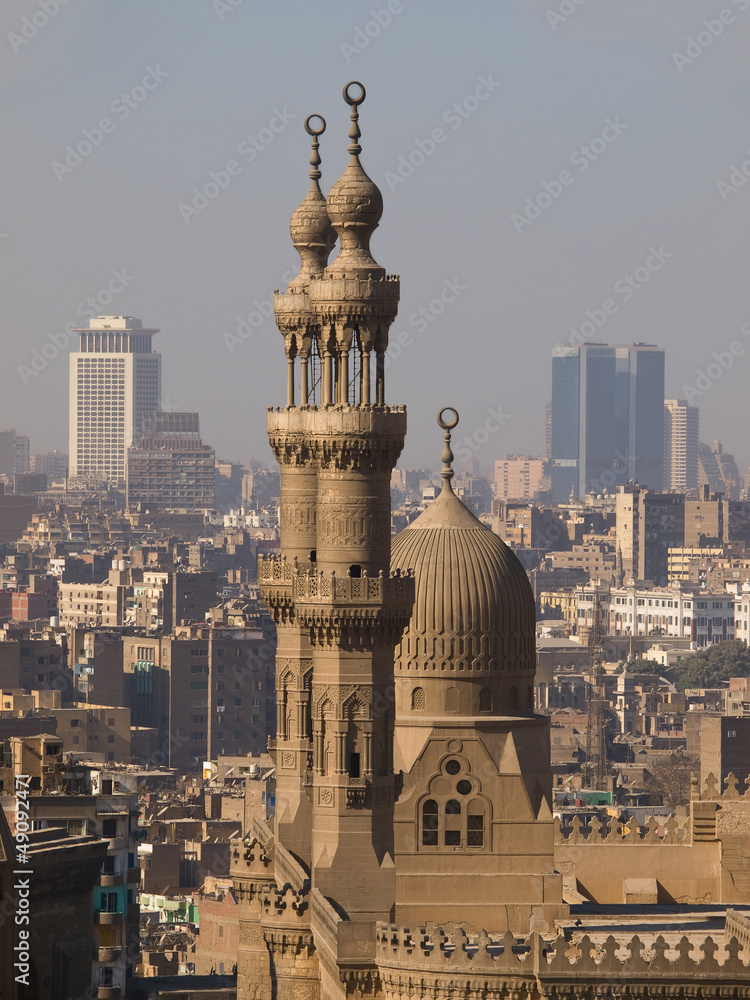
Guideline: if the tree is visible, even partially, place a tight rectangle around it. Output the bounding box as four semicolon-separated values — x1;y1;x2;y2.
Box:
671;640;750;691
643;753;699;809
619;658;663;674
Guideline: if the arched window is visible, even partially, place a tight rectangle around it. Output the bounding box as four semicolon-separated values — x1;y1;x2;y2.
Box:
444;799;461;845
445;686;459;713
411;687;425;711
422;799;438;846
467;800;485;847
478;687;492;713
509;686;519;711
528;685;534;711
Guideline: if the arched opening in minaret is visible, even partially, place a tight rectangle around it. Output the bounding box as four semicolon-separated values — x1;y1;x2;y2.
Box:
309;335;321;406
411;687;425;711
478;687;492;713
349;564;362;578
509;686;519;711
445;686;459;713
309;549;316;564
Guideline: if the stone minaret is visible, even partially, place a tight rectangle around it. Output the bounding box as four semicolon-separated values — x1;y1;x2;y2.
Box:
260;82;413;922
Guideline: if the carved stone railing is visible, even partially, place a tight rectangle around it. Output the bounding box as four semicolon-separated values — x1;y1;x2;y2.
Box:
293;569;414;605
554;813;689;845
727;910;750;953
375;924;750;987
258;554;296;584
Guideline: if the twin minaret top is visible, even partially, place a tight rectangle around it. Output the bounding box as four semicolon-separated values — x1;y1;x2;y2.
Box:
273;81;400;409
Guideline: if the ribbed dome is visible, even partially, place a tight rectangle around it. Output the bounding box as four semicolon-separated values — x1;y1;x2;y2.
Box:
391;483;536;678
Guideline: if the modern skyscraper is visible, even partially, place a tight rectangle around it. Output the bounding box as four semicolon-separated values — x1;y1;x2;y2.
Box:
664;398;699;491
68;316;161;485
550;342;664;501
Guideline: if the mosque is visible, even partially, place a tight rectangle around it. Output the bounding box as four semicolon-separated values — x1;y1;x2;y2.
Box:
230;82;750;1000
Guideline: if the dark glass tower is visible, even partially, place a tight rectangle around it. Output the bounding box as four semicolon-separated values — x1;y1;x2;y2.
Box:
550;343;664;501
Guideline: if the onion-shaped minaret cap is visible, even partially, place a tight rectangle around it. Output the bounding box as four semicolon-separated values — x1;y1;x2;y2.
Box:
325;82;384;271
288;114;337;282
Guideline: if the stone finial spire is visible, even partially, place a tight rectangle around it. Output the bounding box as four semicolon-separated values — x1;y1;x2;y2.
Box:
288;115;337;285
324;82;384;274
438;407;459;493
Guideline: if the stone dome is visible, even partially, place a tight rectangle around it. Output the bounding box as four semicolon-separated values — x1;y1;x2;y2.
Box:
289;183;336;279
391;481;536;714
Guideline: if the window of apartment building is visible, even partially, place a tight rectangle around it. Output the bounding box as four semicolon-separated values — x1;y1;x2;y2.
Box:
217;648;225;657
234;698;242;707
190;681;208;690
727;730;737;738
71;719;80;728
252;730;259;740
108;736;115;743
99;966;115;989
101;817;118;839
108;717;115;726
190;664;209;674
216;681;224;690
234;731;242;739
217;731;224;740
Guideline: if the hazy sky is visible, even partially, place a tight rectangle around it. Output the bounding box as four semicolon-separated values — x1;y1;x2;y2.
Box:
3;0;750;475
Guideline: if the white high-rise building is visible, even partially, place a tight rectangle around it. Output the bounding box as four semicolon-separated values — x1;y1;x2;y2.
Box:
69;316;161;485
664;398;699;492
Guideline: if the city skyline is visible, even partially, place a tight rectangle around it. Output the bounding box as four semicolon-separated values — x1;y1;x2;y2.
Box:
3;2;750;472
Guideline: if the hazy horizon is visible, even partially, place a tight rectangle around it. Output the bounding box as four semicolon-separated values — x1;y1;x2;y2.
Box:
4;0;750;479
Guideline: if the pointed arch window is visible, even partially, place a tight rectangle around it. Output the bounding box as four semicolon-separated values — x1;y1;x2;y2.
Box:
467;800;485;847
411;687;425;711
445;686;459;713
422;799;438;846
478;687;492;713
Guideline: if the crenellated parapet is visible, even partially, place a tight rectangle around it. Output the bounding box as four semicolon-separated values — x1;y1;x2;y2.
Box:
538;930;750;989
693;771;750;801
375;923;750;997
554;813;689;845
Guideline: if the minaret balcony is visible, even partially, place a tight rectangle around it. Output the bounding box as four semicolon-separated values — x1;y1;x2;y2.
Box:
293;569;414;608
